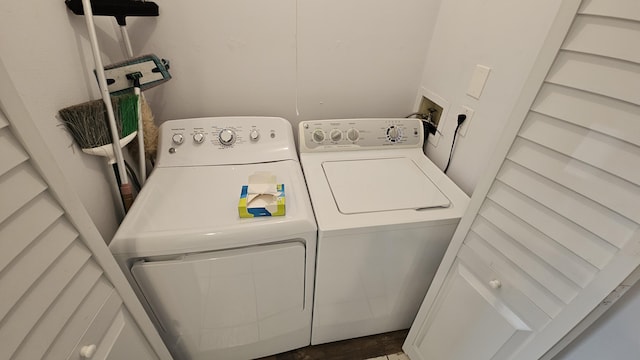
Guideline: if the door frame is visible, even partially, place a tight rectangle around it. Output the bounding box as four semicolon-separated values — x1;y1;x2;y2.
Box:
0;57;173;359
404;0;583;356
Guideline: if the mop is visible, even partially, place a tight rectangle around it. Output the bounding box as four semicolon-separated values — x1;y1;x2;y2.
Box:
102;54;171;184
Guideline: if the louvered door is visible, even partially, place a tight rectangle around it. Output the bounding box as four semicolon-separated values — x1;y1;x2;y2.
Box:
404;1;640;359
0;112;159;359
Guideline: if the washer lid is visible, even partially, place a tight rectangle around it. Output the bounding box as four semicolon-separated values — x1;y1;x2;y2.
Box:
322;158;450;214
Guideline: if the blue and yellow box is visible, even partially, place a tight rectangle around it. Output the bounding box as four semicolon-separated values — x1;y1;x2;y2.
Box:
238;183;286;218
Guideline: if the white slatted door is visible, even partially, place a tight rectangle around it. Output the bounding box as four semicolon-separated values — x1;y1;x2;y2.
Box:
404;1;640;359
0;115;156;359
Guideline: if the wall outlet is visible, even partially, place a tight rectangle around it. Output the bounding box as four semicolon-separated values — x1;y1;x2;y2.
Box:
458;106;474;137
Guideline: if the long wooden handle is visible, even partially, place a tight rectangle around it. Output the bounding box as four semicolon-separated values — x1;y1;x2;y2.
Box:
120;183;134;212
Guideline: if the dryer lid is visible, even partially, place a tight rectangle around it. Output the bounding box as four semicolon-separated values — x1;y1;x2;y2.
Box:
322;157;450;214
110;160;316;257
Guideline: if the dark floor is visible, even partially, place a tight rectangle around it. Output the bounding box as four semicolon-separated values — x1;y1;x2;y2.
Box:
256;330;409;360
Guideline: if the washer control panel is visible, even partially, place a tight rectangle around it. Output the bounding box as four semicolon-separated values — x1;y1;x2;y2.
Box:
157;117;297;167
299;118;423;152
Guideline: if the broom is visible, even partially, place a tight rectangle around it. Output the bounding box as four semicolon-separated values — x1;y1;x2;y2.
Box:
59;94;138;148
59;94;139;207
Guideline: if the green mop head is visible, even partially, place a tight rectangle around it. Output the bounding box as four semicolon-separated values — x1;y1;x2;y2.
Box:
58;94;138;149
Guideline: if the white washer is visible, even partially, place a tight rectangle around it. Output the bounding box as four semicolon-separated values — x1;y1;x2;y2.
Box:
298;118;469;345
110;117;317;360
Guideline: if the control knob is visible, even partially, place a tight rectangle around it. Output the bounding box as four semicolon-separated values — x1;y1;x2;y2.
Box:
346;128;360;142
193;132;205;144
218;128;236;146
387;126;402;142
172;133;184;145
330;129;343;142
312;129;326;143
249;129;260;141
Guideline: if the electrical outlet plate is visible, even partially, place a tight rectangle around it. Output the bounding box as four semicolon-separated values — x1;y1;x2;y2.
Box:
467;65;491;99
413;87;449;147
458;106;474;137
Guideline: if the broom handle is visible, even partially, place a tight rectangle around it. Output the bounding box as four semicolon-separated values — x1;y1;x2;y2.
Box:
135;86;146;184
120;26;135;58
81;0;132;204
119;25;147;185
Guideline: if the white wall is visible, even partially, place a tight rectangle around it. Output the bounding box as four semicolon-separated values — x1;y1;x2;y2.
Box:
554;281;640;360
129;0;442;131
296;0;442;121
417;0;563;195
0;1;125;240
0;0;441;240
4;0;553;237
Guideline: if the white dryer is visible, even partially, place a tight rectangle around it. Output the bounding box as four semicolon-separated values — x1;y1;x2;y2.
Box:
110;117;317;360
298;118;469;345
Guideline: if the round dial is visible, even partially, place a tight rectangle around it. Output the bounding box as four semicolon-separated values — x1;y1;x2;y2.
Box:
312;129;326;143
330;129;343;142
171;133;184;145
249;129;260;141
218;128;236;146
386;126;402;142
193;132;205;144
346;128;360;142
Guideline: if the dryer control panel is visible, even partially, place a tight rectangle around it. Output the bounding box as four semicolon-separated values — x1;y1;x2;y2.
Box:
156;116;298;167
299;118;423;152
